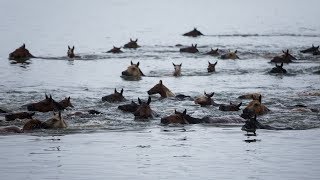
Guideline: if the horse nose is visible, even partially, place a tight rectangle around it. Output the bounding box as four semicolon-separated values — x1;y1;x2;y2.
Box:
122;71;128;76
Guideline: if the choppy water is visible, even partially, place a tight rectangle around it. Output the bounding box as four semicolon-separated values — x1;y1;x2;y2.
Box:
0;0;320;179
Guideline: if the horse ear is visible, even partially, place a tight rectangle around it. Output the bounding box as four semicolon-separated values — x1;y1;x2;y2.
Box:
135;39;138;42
204;91;207;95
137;62;140;67
114;88;117;93
159;80;162;84
120;89;124;95
131;61;133;65
49;95;52;99
172;62;175;66
191;44;194;47
208;61;211;65
282;50;285;54
194;44;197;48
280;62;283;67
211;48;213;51
180;63;182;66
214;61;217;66
286;49;289;54
258;95;262;103
45;94;49;99
216;48;218;51
183;109;187;116
138;98;142;105
130;38;133;42
174;109;177;114
22;44;25;49
235;50;237;54
68;46;70;50
68;96;71;101
72;46;75;51
209;92;215;97
237;102;242;108
147;96;151;105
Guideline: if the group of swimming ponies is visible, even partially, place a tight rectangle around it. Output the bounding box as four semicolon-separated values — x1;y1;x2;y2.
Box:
2;28;319;135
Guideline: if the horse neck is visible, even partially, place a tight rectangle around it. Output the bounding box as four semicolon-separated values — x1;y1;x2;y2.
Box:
161;86;174;97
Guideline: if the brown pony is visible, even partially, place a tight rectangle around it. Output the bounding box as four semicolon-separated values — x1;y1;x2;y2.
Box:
207;61;217;72
194;92;215;106
42;111;67;129
220;50;239;60
241;95;270;119
238;93;261;100
23;119;43;131
121;61;145;78
27;94;64;112
134;97;152;119
107;46;123;53
102;88;126;102
124;38;140;49
173;63;182;76
161;109;188;124
58;97;74;109
5;112;35;121
147;80;175;98
179;44;199;53
206;48;219;56
183;28;203;37
0;126;23;133
9;44;34;60
271;49;296;63
219;102;242;111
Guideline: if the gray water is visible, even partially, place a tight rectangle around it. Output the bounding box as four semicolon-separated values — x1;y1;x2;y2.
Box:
0;0;320;179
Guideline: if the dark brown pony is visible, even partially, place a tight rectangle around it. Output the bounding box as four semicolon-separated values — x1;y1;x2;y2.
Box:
269;63;287;74
271;49;296;63
219;102;242;111
27;94;64;112
118;101;139;112
220;50;239;60
173;63;182;76
5;112;35;121
207;61;217;72
107;46;123;53
9;44;34;60
241;115;258;135
179;44;199;53
102;88;126;102
147;80;175;98
300;44;319;54
134;97;152;119
183;28;203;37
241;95;270;119
121;61;145;78
194;92;215;106
206;48;219;56
124;39;140;49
